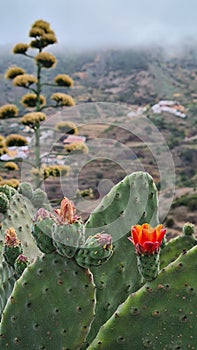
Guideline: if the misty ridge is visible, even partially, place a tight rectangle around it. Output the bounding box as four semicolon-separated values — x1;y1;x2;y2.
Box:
1;38;197;107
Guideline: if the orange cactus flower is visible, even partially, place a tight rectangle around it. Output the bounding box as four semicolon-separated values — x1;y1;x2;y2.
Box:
54;197;77;224
128;223;166;255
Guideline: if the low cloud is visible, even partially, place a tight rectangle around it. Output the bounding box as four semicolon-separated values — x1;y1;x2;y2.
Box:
0;0;197;48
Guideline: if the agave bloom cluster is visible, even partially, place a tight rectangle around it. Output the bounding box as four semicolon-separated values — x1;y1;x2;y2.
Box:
128;223;166;255
50;93;75;107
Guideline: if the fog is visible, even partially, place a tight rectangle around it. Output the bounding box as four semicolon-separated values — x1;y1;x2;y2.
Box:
0;0;197;49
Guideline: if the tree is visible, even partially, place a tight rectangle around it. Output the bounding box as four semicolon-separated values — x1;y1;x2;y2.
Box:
0;19;75;188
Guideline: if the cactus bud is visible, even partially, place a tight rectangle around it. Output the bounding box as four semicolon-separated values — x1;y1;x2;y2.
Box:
14;254;29;278
75;232;113;269
54;197;78;224
3;227;23;267
183;222;195;236
32;208;55;254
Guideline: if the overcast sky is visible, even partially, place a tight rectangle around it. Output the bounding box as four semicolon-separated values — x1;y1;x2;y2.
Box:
0;0;197;49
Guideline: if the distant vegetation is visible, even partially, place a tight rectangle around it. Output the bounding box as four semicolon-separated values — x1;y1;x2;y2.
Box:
0;39;197;226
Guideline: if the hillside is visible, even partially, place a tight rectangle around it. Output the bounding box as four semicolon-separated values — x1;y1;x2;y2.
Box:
0;45;196;233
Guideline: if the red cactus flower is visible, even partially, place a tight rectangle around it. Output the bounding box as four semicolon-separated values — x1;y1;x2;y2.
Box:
128;223;166;255
54;197;78;224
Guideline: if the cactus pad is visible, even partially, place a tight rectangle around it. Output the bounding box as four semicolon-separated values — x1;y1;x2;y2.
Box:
87;245;197;350
1;193;41;260
83;171;159;346
31;218;55;254
52;221;85;258
0;252;96;350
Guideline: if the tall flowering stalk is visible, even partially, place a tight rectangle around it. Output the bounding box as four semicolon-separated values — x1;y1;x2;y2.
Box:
128;223;166;281
2;19;75;188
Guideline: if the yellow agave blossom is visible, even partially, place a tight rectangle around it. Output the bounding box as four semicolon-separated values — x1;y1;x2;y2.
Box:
4;162;19;171
31;19;51;33
55;121;78;135
29;27;44;37
64;142;89;154
5;66;25;80
54;74;73;87
13;43;29;54
0;104;18;119
5;134;28;147
35;52;56;69
13;74;37;87
20;112;46;129
0;179;20;189
21;93;46;108
51;93;75;106
42;164;70;179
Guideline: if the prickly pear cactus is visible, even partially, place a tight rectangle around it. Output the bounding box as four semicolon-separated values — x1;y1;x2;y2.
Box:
0;254;16;319
160;225;197;269
75;232;113;268
18;182;33;200
0;193;9;213
0;228;28;318
0;171;195;350
0;253;96;350
0;185;16;201
0;183;50;260
0;192;40;259
87;245;197;350
52;220;85;258
85;171;159;239
83;171;159;347
31;217;56;254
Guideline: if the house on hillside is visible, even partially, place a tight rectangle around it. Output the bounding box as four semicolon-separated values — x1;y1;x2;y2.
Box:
63;135;86;144
151;100;186;118
0;146;29;161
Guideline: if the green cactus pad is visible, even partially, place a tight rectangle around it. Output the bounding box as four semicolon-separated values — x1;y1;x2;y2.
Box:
3;243;23;268
31;218;55;254
83;171;159;346
0;193;9;213
0;253;96;350
0;255;16;319
18;182;33;200
85;171;158;240
87;245;197;350
31;188;48;208
160;234;196;269
0;193;41;260
75;233;113;269
0;185;16;200
52;221;85;258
